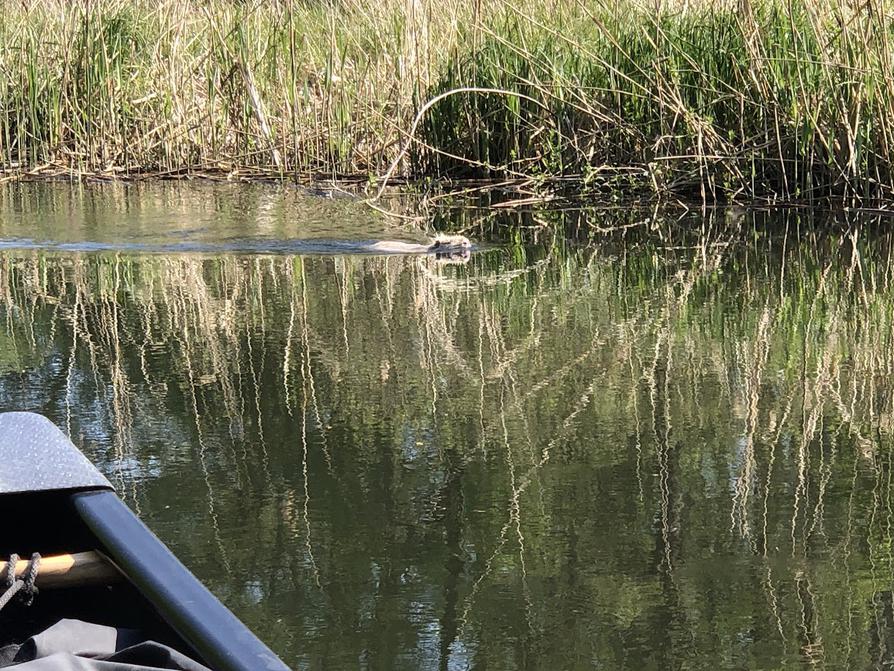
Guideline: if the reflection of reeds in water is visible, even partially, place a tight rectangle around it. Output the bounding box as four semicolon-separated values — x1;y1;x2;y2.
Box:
3;213;894;664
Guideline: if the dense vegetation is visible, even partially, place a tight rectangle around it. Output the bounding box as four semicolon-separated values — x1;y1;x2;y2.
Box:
3;0;894;200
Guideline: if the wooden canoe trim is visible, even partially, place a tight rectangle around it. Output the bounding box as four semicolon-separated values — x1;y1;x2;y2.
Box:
0;551;121;589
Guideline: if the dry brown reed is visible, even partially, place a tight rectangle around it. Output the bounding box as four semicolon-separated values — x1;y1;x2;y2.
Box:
5;0;894;201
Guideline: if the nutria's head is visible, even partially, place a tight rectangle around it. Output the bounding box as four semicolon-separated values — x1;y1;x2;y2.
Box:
429;234;472;253
428;234;472;262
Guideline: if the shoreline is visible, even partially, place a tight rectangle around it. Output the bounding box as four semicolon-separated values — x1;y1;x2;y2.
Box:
6;168;894;214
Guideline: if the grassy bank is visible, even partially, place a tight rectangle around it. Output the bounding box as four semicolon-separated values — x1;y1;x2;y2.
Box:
4;0;894;202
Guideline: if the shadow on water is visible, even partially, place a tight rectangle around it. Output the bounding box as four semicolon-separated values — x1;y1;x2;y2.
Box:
3;183;894;668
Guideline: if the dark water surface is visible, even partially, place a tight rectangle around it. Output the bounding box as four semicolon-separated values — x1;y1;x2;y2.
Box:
2;183;894;669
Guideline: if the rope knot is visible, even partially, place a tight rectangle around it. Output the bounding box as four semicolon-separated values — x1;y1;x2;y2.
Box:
0;552;41;610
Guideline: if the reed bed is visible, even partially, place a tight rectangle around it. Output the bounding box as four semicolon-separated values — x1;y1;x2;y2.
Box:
0;0;463;178
3;0;894;201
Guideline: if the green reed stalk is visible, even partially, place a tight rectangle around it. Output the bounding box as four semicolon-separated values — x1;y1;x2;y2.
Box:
2;0;894;201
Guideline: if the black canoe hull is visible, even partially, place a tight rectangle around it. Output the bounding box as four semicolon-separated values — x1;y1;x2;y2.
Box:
0;413;290;671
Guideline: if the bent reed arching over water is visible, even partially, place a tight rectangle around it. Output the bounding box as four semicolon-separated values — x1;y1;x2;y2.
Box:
4;0;894;202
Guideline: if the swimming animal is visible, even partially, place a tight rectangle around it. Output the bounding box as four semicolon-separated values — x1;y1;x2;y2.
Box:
0;234;474;260
366;234;472;259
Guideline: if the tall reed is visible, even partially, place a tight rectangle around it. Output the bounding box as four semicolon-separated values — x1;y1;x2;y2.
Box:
0;0;463;176
3;0;894;201
422;0;894;201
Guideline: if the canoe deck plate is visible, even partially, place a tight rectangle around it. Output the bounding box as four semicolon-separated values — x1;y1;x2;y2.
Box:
0;412;112;495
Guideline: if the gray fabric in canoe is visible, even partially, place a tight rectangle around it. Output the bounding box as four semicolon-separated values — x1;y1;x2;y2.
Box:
0;620;210;670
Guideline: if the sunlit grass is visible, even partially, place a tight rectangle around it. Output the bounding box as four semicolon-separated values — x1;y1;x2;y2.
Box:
3;0;894;197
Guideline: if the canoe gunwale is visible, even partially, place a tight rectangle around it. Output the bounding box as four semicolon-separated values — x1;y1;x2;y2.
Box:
73;490;290;671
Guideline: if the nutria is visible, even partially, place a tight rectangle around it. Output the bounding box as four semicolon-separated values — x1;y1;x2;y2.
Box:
366;234;472;257
31;234;474;258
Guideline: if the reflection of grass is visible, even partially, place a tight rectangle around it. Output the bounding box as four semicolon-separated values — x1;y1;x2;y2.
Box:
2;211;894;665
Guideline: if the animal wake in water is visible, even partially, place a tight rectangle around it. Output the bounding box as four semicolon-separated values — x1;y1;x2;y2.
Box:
0;233;475;261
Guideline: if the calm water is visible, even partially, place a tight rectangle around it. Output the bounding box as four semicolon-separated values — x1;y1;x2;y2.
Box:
1;183;894;669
